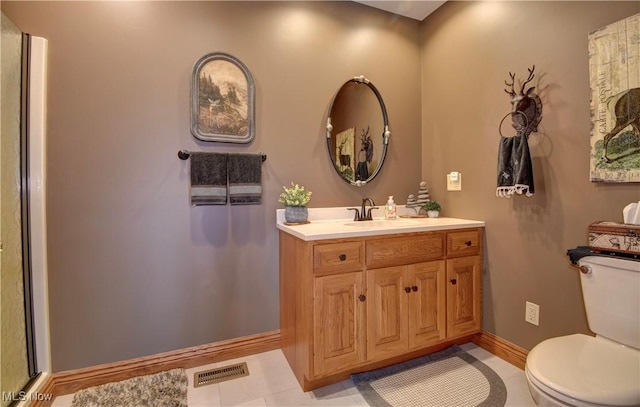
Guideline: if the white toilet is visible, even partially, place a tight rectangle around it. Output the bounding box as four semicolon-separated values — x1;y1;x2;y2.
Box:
525;255;640;407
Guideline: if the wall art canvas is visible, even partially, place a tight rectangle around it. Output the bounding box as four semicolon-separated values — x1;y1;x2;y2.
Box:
588;13;640;182
191;52;255;143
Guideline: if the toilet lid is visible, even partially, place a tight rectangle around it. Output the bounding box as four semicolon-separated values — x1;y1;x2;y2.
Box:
526;334;640;406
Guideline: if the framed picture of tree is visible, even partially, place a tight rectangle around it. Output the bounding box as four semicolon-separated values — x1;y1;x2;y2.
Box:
191;52;255;143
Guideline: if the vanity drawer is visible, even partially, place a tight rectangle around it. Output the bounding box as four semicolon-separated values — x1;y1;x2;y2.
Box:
366;234;444;269
314;242;364;274
447;229;481;257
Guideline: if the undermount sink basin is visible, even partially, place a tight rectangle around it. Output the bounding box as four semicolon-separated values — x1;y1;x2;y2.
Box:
343;219;421;227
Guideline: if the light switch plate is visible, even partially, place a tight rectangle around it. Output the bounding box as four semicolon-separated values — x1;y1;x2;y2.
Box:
447;172;462;191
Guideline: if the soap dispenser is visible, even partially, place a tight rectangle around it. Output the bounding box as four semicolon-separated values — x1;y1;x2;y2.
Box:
385;196;397;220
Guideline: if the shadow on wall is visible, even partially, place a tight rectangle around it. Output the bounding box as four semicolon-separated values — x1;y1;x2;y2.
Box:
511;156;561;251
189;206;269;247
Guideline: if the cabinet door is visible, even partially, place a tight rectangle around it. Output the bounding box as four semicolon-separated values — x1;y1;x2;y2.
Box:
366;266;408;361
313;272;366;377
408;261;446;349
446;255;482;337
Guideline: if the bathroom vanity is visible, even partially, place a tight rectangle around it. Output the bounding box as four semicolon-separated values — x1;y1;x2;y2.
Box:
277;211;485;391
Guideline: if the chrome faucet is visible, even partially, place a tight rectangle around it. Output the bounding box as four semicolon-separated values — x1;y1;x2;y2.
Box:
348;198;378;221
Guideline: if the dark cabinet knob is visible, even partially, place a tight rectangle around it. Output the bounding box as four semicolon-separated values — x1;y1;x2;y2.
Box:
412;286;418;292
464;240;472;246
339;254;346;261
404;287;411;293
358;294;366;302
450;279;457;285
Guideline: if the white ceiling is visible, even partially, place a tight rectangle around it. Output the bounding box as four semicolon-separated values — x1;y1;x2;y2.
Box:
353;1;447;21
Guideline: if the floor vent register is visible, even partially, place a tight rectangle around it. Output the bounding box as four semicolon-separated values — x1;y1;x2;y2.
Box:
193;362;249;387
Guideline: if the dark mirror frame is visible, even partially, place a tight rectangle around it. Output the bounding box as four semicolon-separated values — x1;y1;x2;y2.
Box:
326;75;391;187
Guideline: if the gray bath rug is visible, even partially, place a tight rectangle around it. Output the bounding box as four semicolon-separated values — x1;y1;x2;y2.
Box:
351;345;507;407
70;368;188;407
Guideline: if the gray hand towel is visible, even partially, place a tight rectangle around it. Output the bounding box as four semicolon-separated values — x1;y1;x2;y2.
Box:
496;133;534;198
228;153;262;205
190;152;228;206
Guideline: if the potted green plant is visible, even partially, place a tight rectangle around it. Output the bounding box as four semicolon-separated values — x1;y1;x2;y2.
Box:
279;182;312;223
424;200;441;218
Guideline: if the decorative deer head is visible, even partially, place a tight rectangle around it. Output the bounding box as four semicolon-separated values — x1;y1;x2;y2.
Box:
503;65;542;135
504;65;536;112
360;126;373;163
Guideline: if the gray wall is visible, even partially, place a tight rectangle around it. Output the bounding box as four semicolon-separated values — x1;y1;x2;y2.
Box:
2;1;422;372
420;1;640;350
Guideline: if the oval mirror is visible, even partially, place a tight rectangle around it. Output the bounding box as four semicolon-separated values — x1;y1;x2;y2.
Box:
326;75;390;187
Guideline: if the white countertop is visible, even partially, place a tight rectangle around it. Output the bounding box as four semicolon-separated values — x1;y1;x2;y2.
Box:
276;207;484;241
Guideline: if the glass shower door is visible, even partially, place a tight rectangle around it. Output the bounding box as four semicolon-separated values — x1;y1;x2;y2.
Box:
1;12;38;406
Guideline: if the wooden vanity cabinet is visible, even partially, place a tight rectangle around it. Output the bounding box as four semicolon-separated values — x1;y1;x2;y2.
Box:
366;260;446;361
365;233;447;362
279;227;483;391
313;270;366;377
446;228;482;337
447;256;482;337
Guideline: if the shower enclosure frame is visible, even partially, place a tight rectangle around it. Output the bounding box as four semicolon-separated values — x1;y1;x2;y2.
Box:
21;31;39;384
1;19;50;402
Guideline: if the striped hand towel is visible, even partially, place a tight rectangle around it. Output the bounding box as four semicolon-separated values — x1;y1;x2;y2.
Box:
228;153;262;205
190;152;228;206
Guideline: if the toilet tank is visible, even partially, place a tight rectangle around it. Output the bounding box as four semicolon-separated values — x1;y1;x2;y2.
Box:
579;256;640;349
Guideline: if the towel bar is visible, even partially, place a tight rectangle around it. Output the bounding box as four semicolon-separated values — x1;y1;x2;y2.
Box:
178;150;266;162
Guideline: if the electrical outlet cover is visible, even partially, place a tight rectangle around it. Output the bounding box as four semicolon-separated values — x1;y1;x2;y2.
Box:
525;301;539;326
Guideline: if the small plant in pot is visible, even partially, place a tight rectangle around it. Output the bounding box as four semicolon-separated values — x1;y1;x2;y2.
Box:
279;182;312;223
424;200;441;218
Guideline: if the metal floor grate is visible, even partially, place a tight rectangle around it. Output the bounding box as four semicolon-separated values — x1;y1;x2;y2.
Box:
193;361;249;387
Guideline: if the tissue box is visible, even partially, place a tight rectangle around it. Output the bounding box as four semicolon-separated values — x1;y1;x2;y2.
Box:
588;221;640;255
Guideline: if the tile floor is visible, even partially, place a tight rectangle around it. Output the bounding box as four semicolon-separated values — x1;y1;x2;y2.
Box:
51;343;536;407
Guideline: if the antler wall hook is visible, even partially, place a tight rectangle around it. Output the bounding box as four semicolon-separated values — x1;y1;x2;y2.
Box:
501;65;542;138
